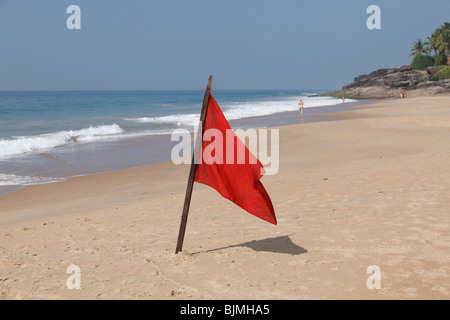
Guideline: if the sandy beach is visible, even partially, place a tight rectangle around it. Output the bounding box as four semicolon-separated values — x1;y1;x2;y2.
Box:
1;96;449;300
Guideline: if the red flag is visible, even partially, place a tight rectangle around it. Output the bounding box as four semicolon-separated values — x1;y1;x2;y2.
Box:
194;94;277;225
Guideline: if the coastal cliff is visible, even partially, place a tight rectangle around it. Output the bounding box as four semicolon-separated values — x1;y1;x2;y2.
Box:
326;65;450;99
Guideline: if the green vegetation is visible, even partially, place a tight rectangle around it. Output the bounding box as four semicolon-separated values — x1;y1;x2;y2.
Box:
434;55;447;67
427;22;450;58
410;22;449;69
434;66;450;80
411;54;435;70
410;39;429;57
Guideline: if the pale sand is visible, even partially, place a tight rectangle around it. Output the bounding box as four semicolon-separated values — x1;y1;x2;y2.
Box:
1;96;449;300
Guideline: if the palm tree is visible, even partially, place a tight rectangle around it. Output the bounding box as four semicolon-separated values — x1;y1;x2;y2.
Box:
410;39;430;57
436;22;450;57
426;36;439;56
428;23;449;57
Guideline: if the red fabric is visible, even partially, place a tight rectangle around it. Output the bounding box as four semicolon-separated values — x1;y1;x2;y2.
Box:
194;94;277;225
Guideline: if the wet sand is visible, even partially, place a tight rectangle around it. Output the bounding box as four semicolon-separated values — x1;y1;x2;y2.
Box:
0;100;370;199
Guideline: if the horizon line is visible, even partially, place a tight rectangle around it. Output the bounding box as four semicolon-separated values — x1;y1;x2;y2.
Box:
0;88;334;93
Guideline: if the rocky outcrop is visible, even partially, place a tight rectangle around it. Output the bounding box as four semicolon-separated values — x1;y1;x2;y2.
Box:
327;65;450;99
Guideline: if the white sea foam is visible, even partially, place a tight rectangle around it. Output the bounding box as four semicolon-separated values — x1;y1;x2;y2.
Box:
126;114;200;126
0;173;64;186
0;124;124;158
126;96;355;127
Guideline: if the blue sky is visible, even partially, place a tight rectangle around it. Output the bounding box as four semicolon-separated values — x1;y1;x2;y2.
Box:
0;0;448;90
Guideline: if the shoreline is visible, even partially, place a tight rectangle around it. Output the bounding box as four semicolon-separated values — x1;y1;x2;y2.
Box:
0;99;376;199
0;95;449;299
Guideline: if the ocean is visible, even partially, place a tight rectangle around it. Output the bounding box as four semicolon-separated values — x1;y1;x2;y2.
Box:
0;90;354;195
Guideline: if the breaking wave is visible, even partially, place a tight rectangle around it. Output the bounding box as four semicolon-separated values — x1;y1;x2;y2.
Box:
0;124;124;158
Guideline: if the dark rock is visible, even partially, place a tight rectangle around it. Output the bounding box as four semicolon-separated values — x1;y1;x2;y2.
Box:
383;73;409;87
416;81;438;89
397;65;413;72
426;67;441;77
437;79;450;89
408;71;431;88
368;68;389;78
337;65;449;98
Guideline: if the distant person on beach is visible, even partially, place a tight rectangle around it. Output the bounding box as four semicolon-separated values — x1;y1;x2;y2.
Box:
401;91;405;98
298;99;304;115
342;95;345;103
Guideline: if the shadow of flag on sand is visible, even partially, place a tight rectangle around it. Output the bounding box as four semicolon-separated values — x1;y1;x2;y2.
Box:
203;236;307;256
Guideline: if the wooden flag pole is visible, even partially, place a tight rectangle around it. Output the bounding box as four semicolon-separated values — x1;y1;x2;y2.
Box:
175;75;213;254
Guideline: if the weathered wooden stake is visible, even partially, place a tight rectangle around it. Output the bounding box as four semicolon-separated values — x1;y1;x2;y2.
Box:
175;75;213;254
